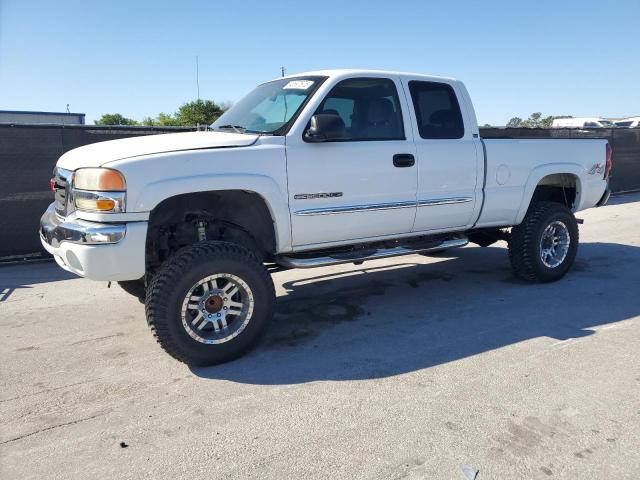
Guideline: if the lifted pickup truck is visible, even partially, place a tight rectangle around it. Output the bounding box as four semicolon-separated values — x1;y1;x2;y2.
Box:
40;69;612;365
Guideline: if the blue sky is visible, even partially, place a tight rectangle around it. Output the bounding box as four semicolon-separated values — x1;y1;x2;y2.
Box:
1;0;638;125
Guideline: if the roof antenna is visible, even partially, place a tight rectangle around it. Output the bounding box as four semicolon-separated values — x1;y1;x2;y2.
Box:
280;66;286;77
196;55;200;100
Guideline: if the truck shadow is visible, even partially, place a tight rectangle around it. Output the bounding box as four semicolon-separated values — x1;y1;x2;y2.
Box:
606;191;640;206
0;261;76;302
194;241;639;385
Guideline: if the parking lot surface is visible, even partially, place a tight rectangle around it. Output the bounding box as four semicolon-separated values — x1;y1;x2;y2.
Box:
2;193;639;479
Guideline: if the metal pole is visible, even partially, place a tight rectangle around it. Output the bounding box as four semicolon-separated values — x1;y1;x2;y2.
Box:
196;56;200;100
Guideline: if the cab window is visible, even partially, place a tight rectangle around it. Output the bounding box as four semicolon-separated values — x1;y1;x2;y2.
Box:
409;81;464;139
314;78;405;141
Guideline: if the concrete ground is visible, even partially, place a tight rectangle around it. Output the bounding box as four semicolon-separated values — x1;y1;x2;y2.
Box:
1;194;639;480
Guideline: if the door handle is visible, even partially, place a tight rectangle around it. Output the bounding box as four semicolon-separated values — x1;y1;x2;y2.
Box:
393;154;415;168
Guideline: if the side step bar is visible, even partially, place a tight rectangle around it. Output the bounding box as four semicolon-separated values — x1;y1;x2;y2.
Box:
276;236;468;269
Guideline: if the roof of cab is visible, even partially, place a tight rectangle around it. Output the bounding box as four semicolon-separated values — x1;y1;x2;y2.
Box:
275;68;458;83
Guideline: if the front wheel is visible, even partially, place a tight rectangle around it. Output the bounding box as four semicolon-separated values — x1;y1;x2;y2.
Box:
145;241;275;366
508;201;579;282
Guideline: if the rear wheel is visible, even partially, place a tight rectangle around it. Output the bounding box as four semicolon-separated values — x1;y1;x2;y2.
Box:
145;241;275;366
508;201;578;282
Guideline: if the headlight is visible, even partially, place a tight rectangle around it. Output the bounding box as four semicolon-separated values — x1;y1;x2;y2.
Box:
73;168;126;191
72;168;126;212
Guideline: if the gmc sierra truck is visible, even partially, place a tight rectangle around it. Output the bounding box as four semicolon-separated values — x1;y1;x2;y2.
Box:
40;69;612;365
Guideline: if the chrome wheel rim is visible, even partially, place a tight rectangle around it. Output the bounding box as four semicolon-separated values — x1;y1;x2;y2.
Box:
180;273;254;344
539;220;570;268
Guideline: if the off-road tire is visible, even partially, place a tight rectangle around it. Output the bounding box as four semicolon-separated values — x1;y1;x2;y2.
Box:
508;201;579;282
118;279;146;303
145;241;275;366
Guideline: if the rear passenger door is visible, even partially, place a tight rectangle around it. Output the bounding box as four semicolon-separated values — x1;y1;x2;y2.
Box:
403;79;481;232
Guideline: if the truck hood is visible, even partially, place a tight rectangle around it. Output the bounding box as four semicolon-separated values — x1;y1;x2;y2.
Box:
57;131;259;170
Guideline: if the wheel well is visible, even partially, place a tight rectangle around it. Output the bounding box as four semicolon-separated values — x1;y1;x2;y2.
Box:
145;190;276;274
531;173;578;210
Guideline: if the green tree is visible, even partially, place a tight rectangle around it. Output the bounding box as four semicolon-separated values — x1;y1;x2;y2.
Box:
95;113;139;126
507;112;573;128
141;101;226;127
506;117;523;127
155;112;179;126
520;112;553;128
97;99;229;127
174;99;225;126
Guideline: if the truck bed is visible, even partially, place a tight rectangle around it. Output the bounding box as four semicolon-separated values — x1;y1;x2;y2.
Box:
476;138;608;228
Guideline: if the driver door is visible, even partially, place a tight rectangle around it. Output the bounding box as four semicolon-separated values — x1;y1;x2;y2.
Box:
285;76;418;248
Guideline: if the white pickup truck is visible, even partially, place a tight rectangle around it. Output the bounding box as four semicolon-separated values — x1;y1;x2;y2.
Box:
40;69;612;365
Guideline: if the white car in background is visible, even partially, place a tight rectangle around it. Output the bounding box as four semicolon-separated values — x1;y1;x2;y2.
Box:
552;117;615;128
613;117;640;128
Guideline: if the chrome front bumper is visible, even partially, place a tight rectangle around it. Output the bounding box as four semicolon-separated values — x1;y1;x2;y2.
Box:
39;202;147;281
40;203;126;246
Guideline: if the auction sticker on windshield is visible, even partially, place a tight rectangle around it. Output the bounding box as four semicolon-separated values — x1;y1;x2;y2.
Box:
283;80;315;90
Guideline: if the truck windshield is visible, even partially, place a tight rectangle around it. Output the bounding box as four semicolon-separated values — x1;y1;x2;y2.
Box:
211;76;326;135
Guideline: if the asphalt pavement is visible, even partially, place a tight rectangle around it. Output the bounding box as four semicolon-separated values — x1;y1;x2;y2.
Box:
1;193;639;479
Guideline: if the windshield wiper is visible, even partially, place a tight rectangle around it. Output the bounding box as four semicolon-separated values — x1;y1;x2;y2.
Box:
214;124;275;135
215;124;246;134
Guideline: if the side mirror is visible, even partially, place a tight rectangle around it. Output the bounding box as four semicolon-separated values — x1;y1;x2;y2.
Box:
304;113;346;142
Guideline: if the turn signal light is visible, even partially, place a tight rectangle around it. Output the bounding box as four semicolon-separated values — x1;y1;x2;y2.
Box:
95;199;116;210
74;190;125;212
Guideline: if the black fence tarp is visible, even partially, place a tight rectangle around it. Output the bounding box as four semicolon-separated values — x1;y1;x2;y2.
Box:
0;124;192;258
0;124;639;259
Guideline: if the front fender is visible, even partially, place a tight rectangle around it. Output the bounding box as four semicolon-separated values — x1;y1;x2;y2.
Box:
514;163;584;224
135;173;291;253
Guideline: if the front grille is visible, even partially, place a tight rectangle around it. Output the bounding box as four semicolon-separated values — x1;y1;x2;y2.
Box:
53;168;73;217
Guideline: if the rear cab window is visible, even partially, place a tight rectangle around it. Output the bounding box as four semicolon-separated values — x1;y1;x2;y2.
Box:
408;81;464;139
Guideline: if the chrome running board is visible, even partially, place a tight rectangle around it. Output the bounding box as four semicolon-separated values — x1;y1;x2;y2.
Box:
276;236;468;269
